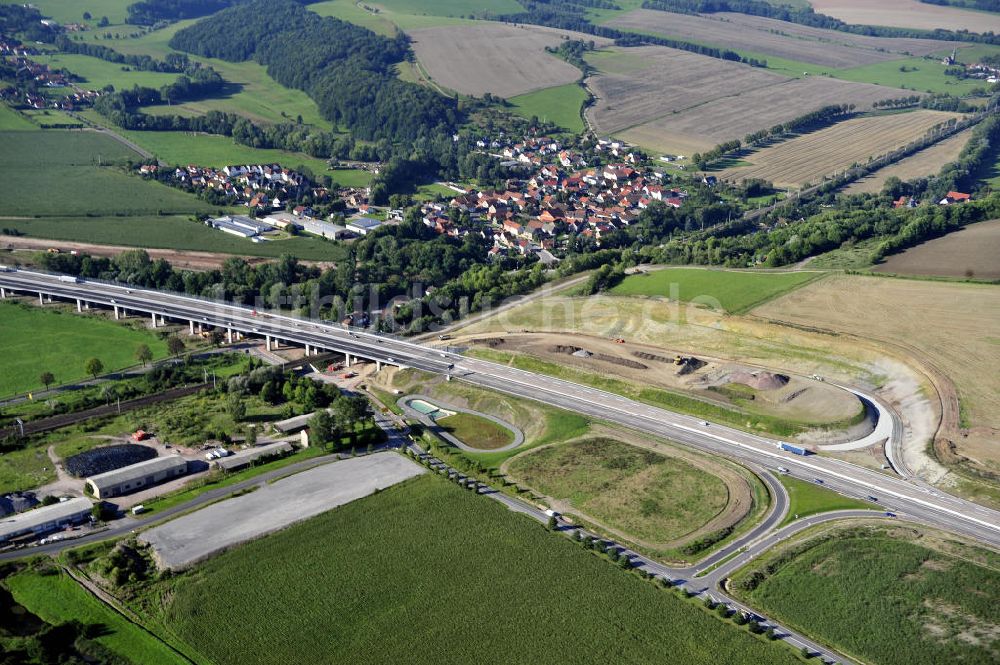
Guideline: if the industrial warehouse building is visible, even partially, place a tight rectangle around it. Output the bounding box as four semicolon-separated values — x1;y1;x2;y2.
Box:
213;442;293;472
0;497;92;544
86;456;189;499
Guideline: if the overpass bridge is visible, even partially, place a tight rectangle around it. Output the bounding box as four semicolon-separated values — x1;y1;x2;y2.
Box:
2;268;999;551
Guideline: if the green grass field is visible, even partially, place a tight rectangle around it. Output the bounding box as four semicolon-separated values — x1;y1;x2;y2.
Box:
778;475;872;526
508;437;729;545
4;0;132;24
1;215;347;261
608;268;824;313
733;529;1000;665
0;446;55;494
0;104;42;130
22;109;85;127
437;411;515;450
833;58;987;95
0;301;169;397
5;568;187;665
33;52;180;89
140;57;330;129
2;128;137;165
309;0;401;35
509;83;587;133
362;0;521;16
148;474;799;665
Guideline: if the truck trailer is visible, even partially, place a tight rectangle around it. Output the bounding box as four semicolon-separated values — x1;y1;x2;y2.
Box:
777;442;810;456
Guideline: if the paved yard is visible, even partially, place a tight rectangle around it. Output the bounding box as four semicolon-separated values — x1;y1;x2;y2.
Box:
140;453;425;569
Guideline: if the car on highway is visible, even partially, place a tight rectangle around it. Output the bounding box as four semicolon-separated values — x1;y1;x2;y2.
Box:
814;478;824;484
868;495;879;502
885;512;897;518
777;467;790;474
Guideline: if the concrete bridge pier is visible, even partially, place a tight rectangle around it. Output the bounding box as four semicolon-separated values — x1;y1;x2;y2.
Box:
345;354;352;367
76;298;82;312
114;305;120;320
266;335;272;351
0;287;6;299
226;328;233;344
189;320;196;335
150;312;158;327
376;360;382;372
38;292;44;305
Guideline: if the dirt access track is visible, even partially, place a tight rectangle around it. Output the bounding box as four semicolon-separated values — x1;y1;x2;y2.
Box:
460;331;865;435
0;235;333;271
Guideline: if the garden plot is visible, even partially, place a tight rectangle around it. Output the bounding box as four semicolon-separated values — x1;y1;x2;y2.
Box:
607;9;953;68
141;453;424;569
408;23;611;98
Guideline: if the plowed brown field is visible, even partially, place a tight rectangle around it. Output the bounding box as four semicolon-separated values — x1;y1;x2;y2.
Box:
718;110;962;188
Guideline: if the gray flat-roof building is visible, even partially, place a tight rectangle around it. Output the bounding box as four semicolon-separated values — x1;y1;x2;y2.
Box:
0;497;92;543
86;456;189;499
213;442;293;472
347;217;382;236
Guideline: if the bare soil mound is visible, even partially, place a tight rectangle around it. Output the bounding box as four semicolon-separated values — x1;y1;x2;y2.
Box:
727;371;790;391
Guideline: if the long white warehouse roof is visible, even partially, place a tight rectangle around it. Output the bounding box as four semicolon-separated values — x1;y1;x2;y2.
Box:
87;456;188;490
0;497;92;540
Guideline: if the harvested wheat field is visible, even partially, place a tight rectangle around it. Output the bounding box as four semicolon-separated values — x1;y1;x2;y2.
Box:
843;127;973;195
621;75;916;156
586;46;786;135
718;110;961;188
810;0;1000;33
873;219;1000;280
408;23;610;98
607;9;952;68
754;274;1000;472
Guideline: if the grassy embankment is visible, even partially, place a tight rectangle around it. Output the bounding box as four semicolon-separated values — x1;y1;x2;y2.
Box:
436;411;515;450
507;437;729;545
4;567;187;665
608;268;825;314
777;475;873;527
130;474;802;665
730;524;1000;665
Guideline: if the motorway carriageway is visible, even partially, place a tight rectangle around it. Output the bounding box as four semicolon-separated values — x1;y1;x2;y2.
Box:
1;270;998;551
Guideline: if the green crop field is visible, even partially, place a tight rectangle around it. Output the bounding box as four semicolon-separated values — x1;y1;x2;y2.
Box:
732;529;1000;665
147;474;799;665
508;437;729;545
778;475;873;526
609;268;823;313
1;215;347;261
437;411;515;449
309;0;401;35
0;300;169;397
5;568;187;665
510;83;587;133
33;52;180;89
0;129;216;218
0;104;41;130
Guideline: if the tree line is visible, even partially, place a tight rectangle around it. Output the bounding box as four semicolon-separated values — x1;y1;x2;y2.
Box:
54;35;190;72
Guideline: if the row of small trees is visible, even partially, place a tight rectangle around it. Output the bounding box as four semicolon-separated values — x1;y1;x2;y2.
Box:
37;337;187;394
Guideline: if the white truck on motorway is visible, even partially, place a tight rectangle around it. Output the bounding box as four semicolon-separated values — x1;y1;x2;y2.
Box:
58;275;81;283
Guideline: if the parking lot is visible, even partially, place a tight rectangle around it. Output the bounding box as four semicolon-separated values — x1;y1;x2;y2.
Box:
140;452;425;569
